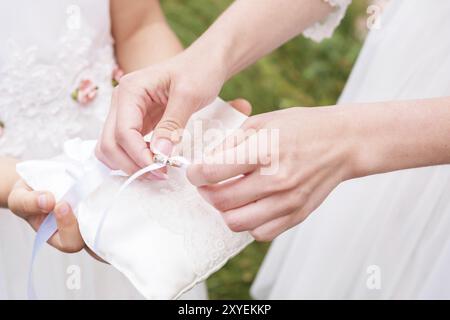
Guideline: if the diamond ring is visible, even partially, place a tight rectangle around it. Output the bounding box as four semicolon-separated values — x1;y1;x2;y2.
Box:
153;154;183;168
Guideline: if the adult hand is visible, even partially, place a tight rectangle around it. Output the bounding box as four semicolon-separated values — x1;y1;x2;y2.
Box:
96;0;334;177
187;106;359;242
96;50;228;177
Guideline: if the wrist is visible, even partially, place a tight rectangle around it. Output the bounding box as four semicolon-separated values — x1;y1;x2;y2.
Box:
183;37;230;84
323;106;366;181
4;178;19;210
185;13;256;83
320;105;380;181
342;104;392;180
0;157;19;208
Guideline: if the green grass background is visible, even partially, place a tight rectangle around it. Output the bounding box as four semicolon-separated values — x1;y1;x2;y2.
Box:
161;0;369;299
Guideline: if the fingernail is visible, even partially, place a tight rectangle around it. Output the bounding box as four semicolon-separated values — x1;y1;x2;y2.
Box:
151;138;173;156
38;194;48;210
57;203;69;216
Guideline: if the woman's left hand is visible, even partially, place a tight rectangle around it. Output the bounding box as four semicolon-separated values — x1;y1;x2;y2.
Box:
187;106;360;242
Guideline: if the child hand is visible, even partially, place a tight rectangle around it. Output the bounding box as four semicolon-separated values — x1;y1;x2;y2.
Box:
8;180;85;253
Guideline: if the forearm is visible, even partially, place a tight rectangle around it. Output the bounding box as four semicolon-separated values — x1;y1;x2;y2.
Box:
0;157;19;207
186;0;333;80
348;97;450;178
112;0;182;72
115;22;182;72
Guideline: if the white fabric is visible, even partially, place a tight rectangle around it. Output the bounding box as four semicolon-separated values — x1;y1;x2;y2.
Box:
0;0;207;299
17;99;253;300
252;0;450;299
303;0;351;42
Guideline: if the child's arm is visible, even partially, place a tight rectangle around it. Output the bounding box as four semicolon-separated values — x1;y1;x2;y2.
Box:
0;157;19;208
110;0;183;72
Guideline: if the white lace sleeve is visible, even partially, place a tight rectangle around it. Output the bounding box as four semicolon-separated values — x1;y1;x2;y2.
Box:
303;0;351;42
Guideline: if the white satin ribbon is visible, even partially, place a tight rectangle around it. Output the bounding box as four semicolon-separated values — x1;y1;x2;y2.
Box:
28;154;190;299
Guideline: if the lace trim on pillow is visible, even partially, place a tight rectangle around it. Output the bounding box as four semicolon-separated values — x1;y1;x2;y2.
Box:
139;118;254;277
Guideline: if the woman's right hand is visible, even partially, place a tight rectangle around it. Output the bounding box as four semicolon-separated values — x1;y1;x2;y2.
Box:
96;50;227;176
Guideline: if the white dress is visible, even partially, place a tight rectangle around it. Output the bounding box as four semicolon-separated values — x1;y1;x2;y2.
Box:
0;0;206;299
252;0;450;299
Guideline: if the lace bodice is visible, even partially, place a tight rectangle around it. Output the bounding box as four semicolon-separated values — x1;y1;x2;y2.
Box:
0;0;115;160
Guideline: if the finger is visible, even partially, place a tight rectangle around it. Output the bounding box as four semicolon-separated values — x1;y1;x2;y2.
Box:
97;91;142;174
140;103;169;178
197;170;272;212
115;84;154;168
249;186;328;242
188;163;257;187
250;211;304;242
8;181;55;217
97;88;122;170
210;126;255;157
187;136;260;186
148;90;163;105
209;115;263;156
51;202;84;253
222;189;305;232
228;98;252;116
155;88;168;106
250;171;340;242
150;92;201;156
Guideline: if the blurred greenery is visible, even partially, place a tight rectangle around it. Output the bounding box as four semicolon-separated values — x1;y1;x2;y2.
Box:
162;0;368;299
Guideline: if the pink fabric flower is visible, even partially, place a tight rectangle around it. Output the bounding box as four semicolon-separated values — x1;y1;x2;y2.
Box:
112;67;124;87
71;79;98;105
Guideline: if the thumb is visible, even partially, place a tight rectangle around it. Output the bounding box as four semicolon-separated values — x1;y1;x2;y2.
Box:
151;93;198;156
8;180;55;218
228;98;252;116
